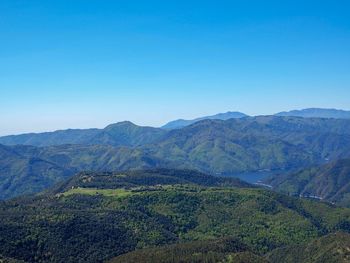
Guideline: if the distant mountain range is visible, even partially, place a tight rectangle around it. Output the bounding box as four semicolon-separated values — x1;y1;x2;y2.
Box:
162;108;350;130
275;108;350;119
3;110;350;262
1;109;349;146
2;116;350;199
265;158;350;207
0;121;166;147
161;111;248;129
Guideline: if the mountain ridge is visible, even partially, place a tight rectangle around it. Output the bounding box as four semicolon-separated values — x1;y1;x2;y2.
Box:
0;121;166;147
275;108;350;119
2;116;350;200
265;158;350;207
2;169;350;262
1;109;350;146
161;111;248;129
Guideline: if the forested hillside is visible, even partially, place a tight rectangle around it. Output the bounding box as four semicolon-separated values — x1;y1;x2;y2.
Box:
0;144;74;199
2;116;350;199
0;121;166;147
1;169;350;262
266;232;350;263
265;159;350;207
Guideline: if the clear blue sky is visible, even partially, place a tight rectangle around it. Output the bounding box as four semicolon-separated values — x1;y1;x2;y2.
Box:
1;0;349;135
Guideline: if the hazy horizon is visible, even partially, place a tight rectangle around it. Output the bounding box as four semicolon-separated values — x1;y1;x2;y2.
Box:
1;107;350;136
1;1;349;135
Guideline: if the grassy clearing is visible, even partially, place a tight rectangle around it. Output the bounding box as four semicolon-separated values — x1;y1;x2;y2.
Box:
63;187;134;198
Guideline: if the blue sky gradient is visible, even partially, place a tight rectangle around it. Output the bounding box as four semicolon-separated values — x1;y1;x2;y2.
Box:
1;0;350;135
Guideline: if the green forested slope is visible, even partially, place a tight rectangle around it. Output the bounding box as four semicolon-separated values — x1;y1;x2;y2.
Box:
0;144;74;199
1;169;350;262
109;237;267;263
2;116;350;199
267;232;350;263
112;232;350;263
0;121;166;147
266;159;350;207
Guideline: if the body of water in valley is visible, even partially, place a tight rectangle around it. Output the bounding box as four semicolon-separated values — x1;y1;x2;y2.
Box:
225;170;279;186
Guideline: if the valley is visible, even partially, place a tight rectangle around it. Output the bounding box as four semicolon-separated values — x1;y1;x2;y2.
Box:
2;1;349;261
1;115;350;200
1;112;350;262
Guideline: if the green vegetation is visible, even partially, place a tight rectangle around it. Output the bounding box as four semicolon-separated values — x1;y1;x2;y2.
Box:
1;116;350;199
0;121;166;147
47;169;250;194
1;169;350;262
1;116;350;262
266;159;350;207
62;187;134;198
0;144;74;200
109;237;266;263
266;232;350;263
111;232;350;263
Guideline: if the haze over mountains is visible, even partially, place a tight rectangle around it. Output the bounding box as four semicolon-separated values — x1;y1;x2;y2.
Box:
1;109;350;201
3;0;349;260
2;109;350;262
0;121;166;147
161;111;248;129
1;114;350;199
1;108;349;146
275;108;350;119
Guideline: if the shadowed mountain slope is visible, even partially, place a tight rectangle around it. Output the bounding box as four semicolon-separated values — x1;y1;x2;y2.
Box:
149;116;350;174
265;159;350;207
0;144;74;200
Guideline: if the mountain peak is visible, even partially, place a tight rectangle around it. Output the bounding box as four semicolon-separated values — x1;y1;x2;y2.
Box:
162;111;248;129
104;121;137;129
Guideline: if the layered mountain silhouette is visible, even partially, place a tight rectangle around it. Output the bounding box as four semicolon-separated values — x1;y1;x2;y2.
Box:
161;111;248;129
2;116;350;199
1;108;349;147
2;110;350;262
0;121;166;147
275;108;350;119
